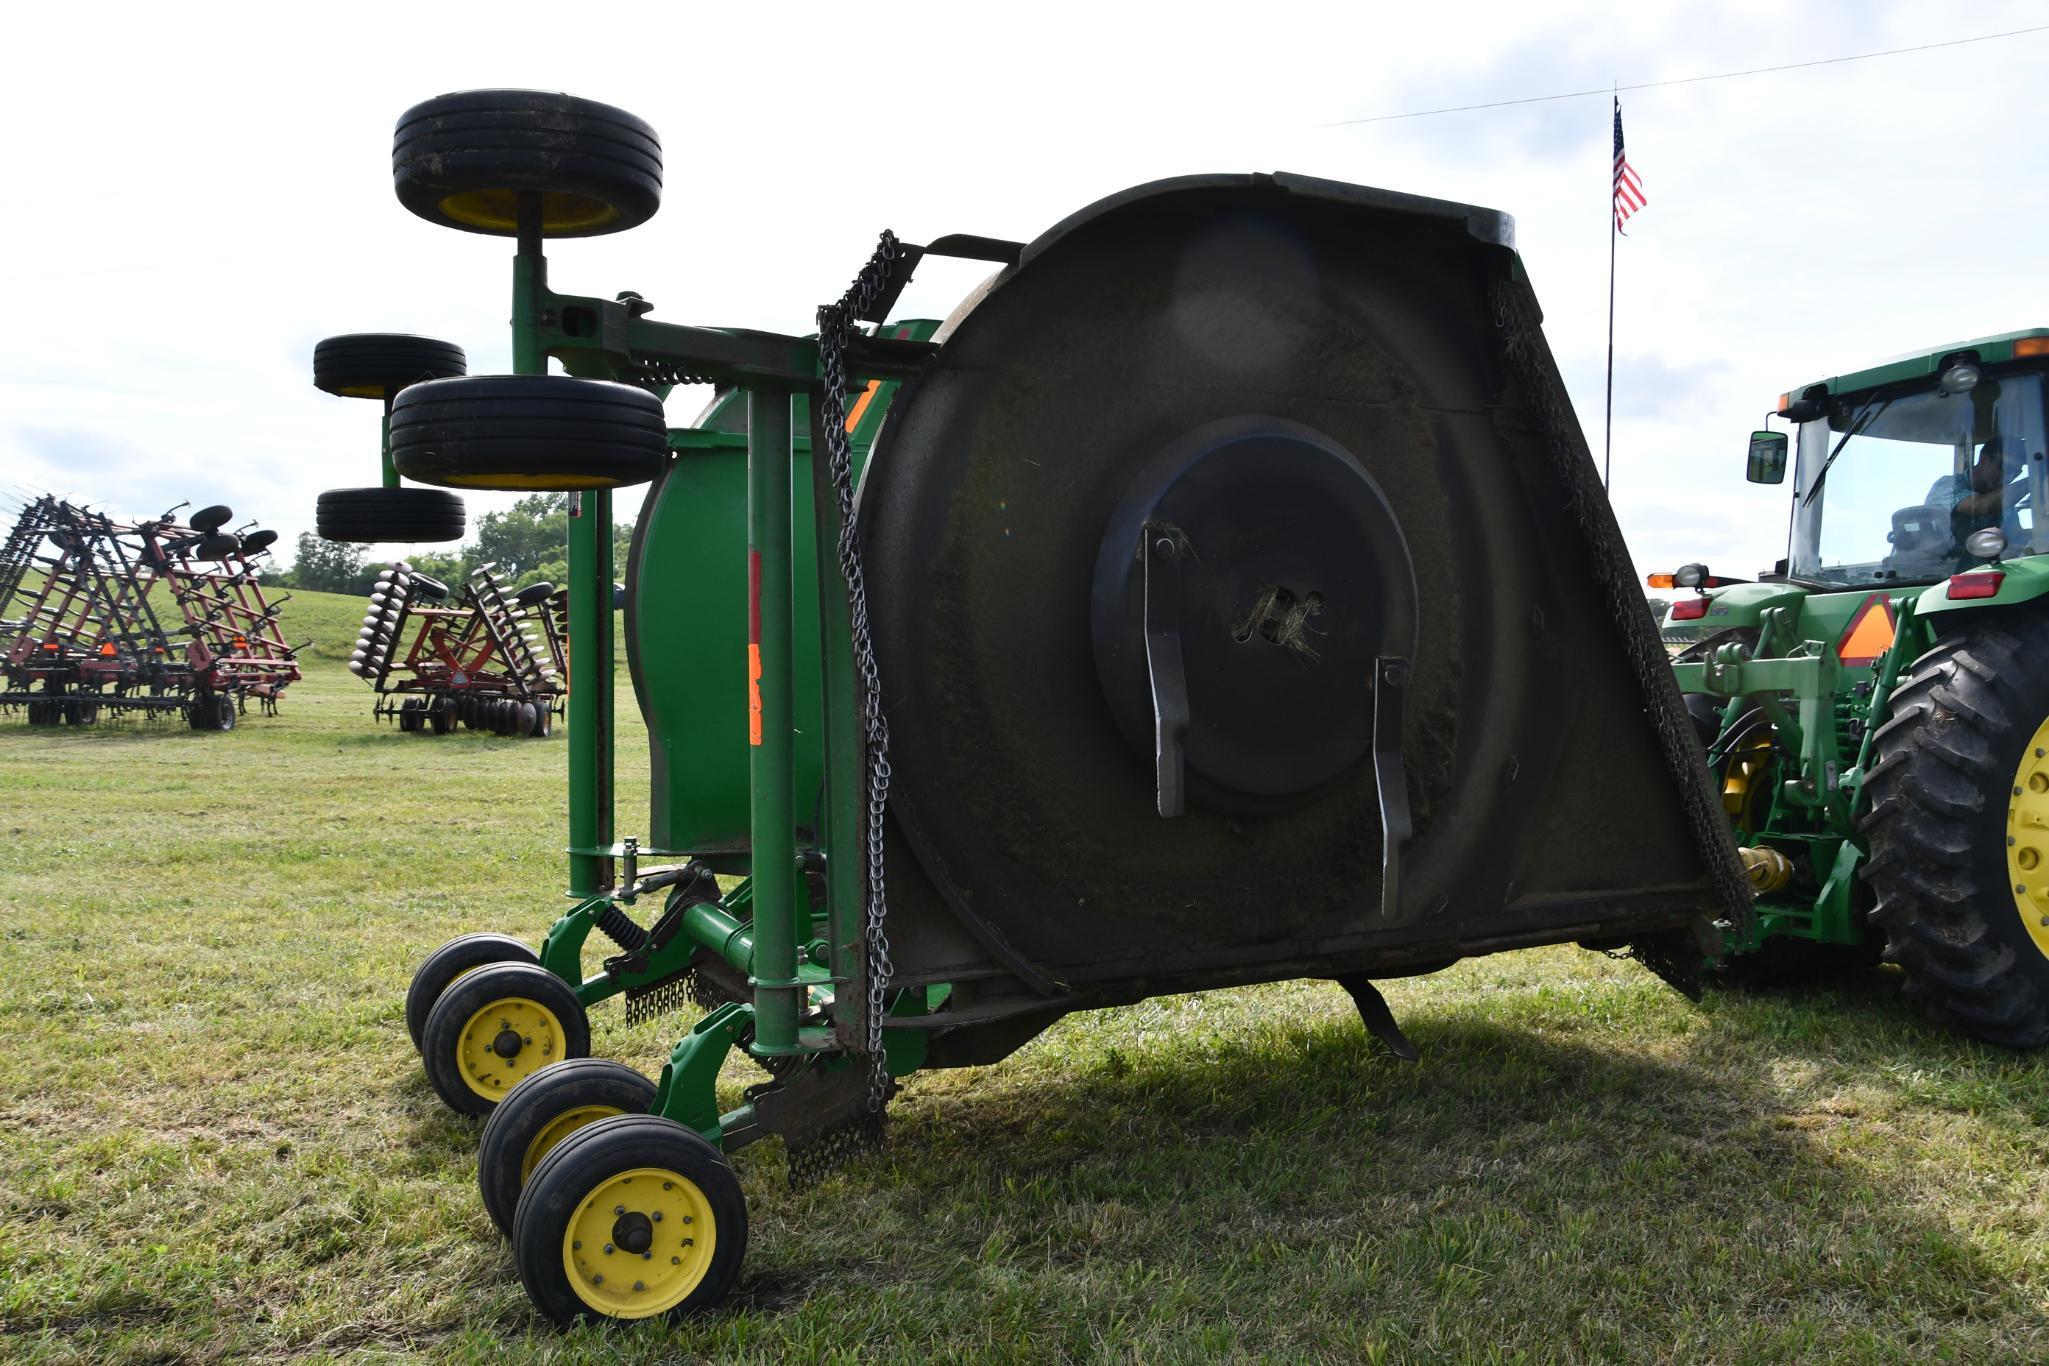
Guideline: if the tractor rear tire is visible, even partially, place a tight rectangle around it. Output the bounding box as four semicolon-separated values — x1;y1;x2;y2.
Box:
392;90;662;239
316;487;466;544
419;962;589;1116
390;376;669;492
405;932;539;1050
478;1058;657;1238
513;1115;745;1325
1861;622;2049;1047
314;333;467;400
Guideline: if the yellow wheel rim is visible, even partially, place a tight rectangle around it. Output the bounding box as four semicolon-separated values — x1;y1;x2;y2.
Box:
562;1167;716;1319
522;1105;623;1183
2007;716;2049;964
455;996;567;1101
436;188;620;234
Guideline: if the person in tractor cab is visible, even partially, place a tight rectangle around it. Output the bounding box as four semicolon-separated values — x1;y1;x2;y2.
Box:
1926;434;2029;545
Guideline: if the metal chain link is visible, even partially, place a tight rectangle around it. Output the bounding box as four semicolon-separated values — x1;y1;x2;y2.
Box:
815;232;902;1116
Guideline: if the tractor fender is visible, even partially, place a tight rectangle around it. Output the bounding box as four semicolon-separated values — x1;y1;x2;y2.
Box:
1912;553;2049;618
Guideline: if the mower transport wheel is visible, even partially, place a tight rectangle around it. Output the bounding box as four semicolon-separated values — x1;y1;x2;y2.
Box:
189;505;233;534
314;333;467;400
1861;623;2049;1046
514;1115;745;1325
390;376;669;492
392;90;662;239
315;487;466;544
420;962;589;1116
405;932;540;1050
479;1058;657;1237
187;693;235;732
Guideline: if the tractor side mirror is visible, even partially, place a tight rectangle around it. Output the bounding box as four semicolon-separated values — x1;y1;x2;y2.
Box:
1747;431;1789;485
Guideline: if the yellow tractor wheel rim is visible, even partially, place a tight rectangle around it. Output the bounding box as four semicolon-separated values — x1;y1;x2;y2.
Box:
454;996;567;1101
436;188;619;235
2007;715;2049;964
522;1105;624;1183
562;1166;717;1319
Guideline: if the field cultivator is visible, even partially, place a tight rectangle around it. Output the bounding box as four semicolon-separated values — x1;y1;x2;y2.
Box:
346;89;1745;1326
1;495;301;729
351;560;566;737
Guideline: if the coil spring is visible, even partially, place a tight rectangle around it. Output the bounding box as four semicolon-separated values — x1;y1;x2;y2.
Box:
595;904;648;951
628;360;718;389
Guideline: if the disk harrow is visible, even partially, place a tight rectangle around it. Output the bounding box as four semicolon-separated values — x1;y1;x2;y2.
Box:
1;495;301;729
352;87;1744;1327
351;560;566;737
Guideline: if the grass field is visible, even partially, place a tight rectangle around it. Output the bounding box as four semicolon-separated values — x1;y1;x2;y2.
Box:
3;588;2049;1362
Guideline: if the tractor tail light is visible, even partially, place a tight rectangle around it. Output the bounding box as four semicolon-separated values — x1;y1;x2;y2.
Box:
1947;571;2005;600
1669;596;1711;621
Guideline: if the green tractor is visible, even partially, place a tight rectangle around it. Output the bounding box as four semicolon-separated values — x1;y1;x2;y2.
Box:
1663;328;2049;1045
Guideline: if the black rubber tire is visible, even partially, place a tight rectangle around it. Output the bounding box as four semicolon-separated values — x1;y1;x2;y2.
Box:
390;376;669;491
189;505;233;534
25;701;51;726
240;529;279;556
70;700;99;726
316;487;466;544
535;706;554;739
479;1059;657;1238
404;932;539;1049
392;90;661;239
187;693;235;732
514;581;556;609
1860;623;2049;1047
195;533;239;560
398;699;422;732
429;698;456;734
314;333;467;400
420;962;590;1116
514;1115;746;1326
410;572;451;602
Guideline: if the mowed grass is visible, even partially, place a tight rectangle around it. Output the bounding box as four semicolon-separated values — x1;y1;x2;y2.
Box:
2;590;2049;1362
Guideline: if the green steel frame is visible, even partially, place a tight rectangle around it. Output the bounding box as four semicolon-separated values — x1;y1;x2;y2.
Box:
492;196;922;1140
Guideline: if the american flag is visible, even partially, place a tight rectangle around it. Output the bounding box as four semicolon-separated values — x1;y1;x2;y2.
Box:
1613;98;1646;233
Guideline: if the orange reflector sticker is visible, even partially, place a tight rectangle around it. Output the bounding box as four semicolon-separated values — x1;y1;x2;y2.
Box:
1836;594;1897;666
748;644;763;746
844;379;882;433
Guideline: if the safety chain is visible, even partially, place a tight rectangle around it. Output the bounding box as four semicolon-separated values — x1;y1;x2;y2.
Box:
815;231;902;1117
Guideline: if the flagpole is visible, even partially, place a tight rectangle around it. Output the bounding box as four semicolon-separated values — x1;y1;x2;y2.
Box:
1604;91;1617;494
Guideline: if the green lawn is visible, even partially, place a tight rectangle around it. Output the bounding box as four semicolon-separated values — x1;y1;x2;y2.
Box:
2;590;2047;1362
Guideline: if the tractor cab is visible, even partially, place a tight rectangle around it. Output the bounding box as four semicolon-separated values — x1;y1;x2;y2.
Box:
1775;345;2049;587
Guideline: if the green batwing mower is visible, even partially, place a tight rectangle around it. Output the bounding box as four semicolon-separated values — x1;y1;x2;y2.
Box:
339;90;1749;1325
1661;330;2049;1044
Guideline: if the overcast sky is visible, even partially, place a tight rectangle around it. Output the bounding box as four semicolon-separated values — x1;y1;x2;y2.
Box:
6;0;2046;585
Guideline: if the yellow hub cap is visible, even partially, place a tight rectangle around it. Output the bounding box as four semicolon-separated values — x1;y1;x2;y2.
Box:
2007;716;2049;963
522;1106;623;1183
563;1167;716;1319
455;996;567;1101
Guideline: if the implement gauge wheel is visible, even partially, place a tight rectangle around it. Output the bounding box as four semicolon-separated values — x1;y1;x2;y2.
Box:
187;693;236;732
514;1115;745;1325
316;486;466;544
420;962;589;1116
1861;622;2049;1046
392;90;661;238
314;333;467;401
404;931;538;1049
390;376;669;492
478;1058;657;1238
189;505;233;534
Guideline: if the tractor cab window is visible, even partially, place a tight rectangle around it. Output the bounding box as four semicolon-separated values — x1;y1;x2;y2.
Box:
1789;371;2048;586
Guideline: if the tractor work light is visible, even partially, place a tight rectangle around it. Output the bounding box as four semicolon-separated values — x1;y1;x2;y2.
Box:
1942;361;1982;393
1947;570;2006;600
1965;527;2009;560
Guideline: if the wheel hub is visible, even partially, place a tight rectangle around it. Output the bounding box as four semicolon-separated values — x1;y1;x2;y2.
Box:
612;1210;654;1255
492;1027;524;1059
